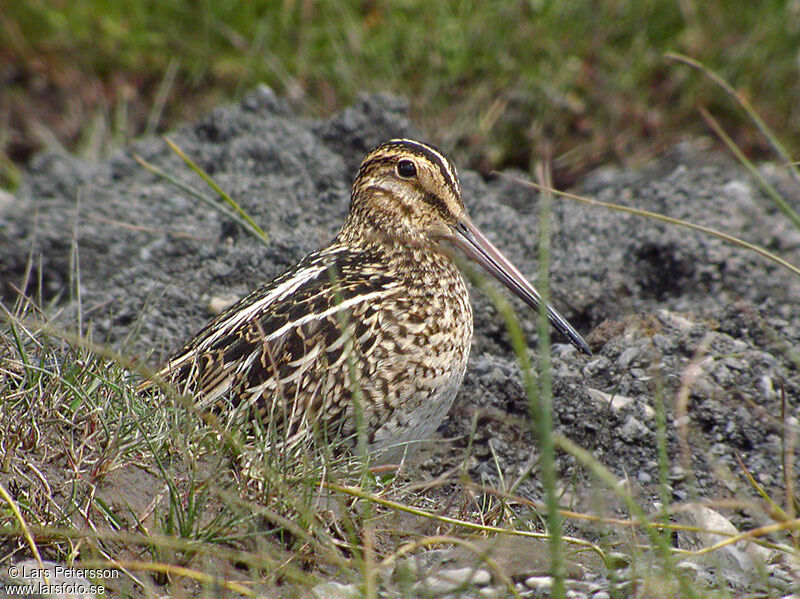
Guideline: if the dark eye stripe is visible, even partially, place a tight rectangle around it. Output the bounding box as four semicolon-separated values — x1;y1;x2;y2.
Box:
420;191;451;218
355;140;463;217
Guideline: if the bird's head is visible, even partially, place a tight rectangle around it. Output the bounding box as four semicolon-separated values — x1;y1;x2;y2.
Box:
343;138;591;355
346;138;465;245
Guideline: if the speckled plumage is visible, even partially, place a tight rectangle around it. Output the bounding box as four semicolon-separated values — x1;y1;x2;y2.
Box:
143;139;589;464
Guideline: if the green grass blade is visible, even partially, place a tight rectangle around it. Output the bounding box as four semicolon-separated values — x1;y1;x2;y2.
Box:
164;136;270;245
133;153;253;234
530;162;564;597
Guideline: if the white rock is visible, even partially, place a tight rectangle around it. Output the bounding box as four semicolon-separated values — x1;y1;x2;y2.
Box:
436;567;492;586
687;504;771;577
207;294;238;315
617;347;640;368
478;587;501;599
657;310;696;332
619;415;650;442
309;581;361;599
525;575;553;589
587;388;634;411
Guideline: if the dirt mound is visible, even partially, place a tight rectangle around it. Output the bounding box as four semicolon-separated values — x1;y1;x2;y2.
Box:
2;87;799;542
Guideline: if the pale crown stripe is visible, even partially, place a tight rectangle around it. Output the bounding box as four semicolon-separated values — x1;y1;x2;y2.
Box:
391;138;460;194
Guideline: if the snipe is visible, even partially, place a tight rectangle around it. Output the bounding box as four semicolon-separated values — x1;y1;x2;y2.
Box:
142;139;590;464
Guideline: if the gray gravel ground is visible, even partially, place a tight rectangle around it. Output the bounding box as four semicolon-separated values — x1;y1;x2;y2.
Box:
2;87;799;596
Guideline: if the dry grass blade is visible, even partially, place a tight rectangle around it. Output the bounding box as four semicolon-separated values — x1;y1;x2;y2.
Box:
133;152;245;226
683;518;800;558
674;334;714;498
698;106;800;230
16;525;314;585
666;52;800;186
381;535;521;599
665;53;800;228
86;213;211;241
145;57;180;137
477;481;791;556
0;310;251;461
733;453;789;523
321;482;602;554
498;173;800;277
100;559;256;596
553;434;701;598
0;482;49;584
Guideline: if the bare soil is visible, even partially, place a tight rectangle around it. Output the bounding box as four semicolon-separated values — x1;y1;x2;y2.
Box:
1;88;799;595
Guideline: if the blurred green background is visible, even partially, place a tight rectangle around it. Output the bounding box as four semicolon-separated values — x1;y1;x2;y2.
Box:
2;0;799;189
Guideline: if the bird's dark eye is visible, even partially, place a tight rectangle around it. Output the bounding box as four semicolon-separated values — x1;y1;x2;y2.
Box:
396;159;417;179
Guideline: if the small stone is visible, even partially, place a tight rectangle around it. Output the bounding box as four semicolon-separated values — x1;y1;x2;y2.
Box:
721;356;748;371
767;563;794;582
242;84;286;113
617;347;640;368
488;367;506;383
765;576;792;593
619;415;649;442
436;566;492;587
610;579;634;593
651;334;671;350
628;367;646;379
580;581;603;594
722;180;752;204
586;388;635;412
525;575;553;589
592;592;610;599
605;552;631;570
686;503;771;583
657;310;696;332
669;465;687;482
672;488;688;502
207;295;238;315
309;581;361;599
676;560;701;574
415;575;455;595
583;357;611;375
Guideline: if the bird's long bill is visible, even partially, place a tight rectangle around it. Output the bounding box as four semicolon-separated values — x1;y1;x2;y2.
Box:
451;217;592;355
